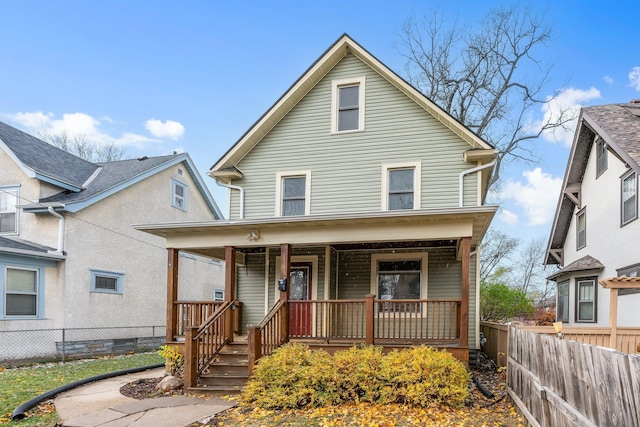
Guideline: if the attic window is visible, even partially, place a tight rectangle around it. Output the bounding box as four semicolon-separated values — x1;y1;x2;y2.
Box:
331;77;365;133
172;179;188;211
596;138;607;177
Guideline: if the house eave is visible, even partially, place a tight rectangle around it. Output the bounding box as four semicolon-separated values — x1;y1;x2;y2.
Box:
0;247;66;261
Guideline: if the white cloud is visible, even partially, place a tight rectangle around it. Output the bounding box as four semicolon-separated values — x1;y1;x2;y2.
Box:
500;168;562;226
538;87;601;147
144;119;184;140
629;67;640;91
5;111;155;149
499;209;519;226
603;75;614;86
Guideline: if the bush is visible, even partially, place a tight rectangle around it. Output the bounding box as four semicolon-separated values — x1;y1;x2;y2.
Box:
480;283;535;321
534;308;556;325
241;343;470;410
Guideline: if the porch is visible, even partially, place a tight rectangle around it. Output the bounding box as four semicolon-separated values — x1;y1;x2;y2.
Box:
138;208;496;392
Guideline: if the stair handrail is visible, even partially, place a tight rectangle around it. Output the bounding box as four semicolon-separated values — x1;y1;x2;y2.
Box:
184;300;236;388
248;299;288;376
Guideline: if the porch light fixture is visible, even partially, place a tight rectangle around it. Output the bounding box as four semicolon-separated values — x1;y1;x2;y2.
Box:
553;321;563;339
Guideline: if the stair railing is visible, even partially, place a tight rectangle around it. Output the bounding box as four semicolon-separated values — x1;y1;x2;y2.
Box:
184;300;236;389
247;299;288;376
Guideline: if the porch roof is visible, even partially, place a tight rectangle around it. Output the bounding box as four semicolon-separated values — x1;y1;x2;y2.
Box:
136;206;497;260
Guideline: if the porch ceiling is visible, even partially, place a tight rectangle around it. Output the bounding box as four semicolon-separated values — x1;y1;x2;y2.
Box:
136;206;497;260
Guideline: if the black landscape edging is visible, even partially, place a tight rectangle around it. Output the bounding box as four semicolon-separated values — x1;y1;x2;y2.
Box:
11;363;165;420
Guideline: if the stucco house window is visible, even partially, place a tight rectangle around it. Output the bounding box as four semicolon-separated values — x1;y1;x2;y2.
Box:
575;277;597;322
556;280;569;322
90;270;124;295
596;138;607;177
0;187;19;234
331;77;365;133
5;267;38;317
576;209;586;250
172;179;188;211
621;170;637;225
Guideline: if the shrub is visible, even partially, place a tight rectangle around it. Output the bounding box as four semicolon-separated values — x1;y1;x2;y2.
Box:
157;345;183;377
534;308;556;325
242;343;470;410
379;346;470;408
241;342;335;409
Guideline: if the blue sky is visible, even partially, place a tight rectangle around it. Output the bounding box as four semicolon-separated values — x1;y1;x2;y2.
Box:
1;1;638;243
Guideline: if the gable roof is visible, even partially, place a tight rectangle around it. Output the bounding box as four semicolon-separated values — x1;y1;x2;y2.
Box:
545;102;640;265
547;255;605;281
210;33;494;175
0;121;99;191
0;121;222;218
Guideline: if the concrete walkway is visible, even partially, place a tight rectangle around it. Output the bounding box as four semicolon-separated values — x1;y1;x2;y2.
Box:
54;367;236;427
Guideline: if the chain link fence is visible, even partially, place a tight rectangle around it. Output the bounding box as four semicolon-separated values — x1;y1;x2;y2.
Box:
0;325;166;366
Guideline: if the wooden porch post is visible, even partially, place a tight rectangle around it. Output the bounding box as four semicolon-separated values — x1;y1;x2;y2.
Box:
280;244;290;341
225;246;236;342
460;237;470;349
365;294;375;345
166;248;179;343
609;287;619;350
183;326;198;390
247;325;261;378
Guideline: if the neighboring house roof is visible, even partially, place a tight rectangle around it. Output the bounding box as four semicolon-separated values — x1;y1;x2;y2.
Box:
0;121;223;218
210;33;494;175
0;236;65;260
0;121;99;192
545;102;640;265
547;255;605;281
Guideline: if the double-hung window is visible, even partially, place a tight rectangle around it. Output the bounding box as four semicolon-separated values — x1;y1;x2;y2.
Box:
556;280;569;322
575;277;597;322
382;162;421;210
0;187;19;234
576;209;586;250
371;253;427;313
172;179;187;211
331;77;365;133
276;171;311;216
621;171;637;225
5;267;38;317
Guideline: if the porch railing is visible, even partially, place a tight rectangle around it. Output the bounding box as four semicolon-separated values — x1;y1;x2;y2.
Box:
175;301;224;338
288;297;461;342
183;300;235;389
247;299;288;376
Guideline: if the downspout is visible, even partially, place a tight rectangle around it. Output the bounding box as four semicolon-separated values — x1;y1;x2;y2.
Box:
214;179;245;219
459;158;497;207
47;207;65;254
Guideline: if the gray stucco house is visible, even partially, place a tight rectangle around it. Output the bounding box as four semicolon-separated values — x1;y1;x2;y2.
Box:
0;121;223;361
139;34;498;391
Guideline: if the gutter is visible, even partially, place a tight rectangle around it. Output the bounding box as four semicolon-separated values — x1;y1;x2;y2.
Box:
459;158;497;207
213;178;245;219
11;363;164;420
47;207;65;255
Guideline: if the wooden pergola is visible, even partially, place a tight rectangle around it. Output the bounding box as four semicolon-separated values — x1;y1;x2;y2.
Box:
598;277;640;348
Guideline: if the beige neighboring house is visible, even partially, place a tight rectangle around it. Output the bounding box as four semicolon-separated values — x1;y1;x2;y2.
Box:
138;34;498;391
546;102;640;328
0;121;223;361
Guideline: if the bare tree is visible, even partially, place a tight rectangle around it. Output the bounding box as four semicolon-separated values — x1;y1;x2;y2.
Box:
511;236;546;296
398;4;574;187
479;229;518;285
37;130;125;162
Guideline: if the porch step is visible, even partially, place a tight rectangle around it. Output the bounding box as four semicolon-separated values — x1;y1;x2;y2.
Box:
197;339;249;392
188;384;244;396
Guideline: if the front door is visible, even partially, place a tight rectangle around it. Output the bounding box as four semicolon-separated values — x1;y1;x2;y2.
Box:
289;263;312;337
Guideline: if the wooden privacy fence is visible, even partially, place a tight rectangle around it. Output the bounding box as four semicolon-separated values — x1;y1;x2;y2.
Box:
481;322;640;367
508;327;640;427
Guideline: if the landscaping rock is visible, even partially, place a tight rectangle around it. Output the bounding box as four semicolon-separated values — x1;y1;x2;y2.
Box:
156;375;183;392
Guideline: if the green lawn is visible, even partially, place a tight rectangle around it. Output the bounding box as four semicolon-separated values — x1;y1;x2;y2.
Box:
0;352;164;426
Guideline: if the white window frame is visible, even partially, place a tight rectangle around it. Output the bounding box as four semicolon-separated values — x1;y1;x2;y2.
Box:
575;277;597;323
213;289;225;301
275;171;311;216
0;186;20;235
576;208;586;250
90;269;124;295
381;161;421;211
4;265;40;318
621;170;637;226
331;76;365;134
370;252;428;310
171;179;188;211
